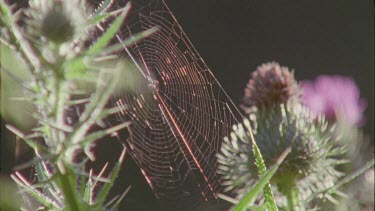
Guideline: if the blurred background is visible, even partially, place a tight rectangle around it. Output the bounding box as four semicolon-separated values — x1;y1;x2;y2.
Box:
1;0;373;210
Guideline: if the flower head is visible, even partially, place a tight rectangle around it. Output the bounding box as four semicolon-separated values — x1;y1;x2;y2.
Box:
301;75;366;126
219;63;346;207
241;62;300;113
25;0;87;44
218;102;345;205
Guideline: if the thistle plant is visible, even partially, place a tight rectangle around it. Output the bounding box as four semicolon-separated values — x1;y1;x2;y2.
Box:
217;62;370;210
301;75;374;210
1;0;156;210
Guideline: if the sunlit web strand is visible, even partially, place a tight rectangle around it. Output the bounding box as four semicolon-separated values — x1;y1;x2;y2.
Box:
107;0;243;206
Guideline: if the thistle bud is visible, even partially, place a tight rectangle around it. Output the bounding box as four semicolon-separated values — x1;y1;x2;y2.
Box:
218;63;345;207
25;0;86;44
241;62;300;113
219;102;344;204
41;8;74;43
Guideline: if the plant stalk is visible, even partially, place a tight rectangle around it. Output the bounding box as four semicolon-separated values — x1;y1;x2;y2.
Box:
285;186;299;211
55;166;82;211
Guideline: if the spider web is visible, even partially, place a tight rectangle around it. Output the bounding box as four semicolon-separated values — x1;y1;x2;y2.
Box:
105;0;242;207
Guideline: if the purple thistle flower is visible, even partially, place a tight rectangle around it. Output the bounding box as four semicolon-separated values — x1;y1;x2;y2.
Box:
300;75;367;126
241;62;300;112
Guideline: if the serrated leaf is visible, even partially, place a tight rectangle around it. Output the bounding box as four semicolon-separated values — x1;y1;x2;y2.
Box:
79;174;87;199
91;0;115;16
88;12;111;26
86;2;131;56
246;128;278;211
93;148;126;208
105;26;159;54
11;172;62;210
84;170;94;204
233;148;290;211
81;121;131;148
218;194;267;211
35;161;62;206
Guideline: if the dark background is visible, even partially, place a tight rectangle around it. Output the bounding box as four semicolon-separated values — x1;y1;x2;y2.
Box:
1;0;373;210
166;0;374;138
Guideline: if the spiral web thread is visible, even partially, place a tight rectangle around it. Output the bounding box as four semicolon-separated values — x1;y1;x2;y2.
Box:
108;0;242;205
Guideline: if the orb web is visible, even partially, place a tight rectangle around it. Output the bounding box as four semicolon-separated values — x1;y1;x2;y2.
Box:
106;0;242;206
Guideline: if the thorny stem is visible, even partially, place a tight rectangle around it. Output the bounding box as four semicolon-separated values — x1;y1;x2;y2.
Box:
1;1;138;210
1;3;81;208
0;4;55;129
55;166;82;211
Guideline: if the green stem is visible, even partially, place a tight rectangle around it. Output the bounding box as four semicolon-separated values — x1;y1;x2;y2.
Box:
56;166;82;211
285;186;299;211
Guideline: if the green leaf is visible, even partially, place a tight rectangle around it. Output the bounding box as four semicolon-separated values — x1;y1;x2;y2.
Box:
218;194;267;211
83;171;94;204
64;57;87;79
79;175;87;200
88;13;111;27
244;121;279;211
81;121;131;148
68;66;119;145
0;0;13;28
252;144;278;211
86;2;131;56
103;26;159;54
233;148;290;211
93;148;126;208
34;159;63;206
11;172;62;210
91;0;114;16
